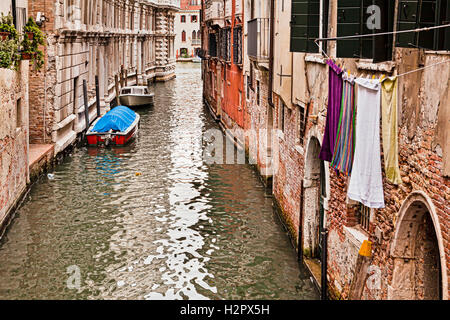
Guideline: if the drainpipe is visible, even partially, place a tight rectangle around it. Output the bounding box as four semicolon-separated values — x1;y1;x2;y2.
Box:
11;0;16;27
298;180;304;264
321;228;328;300
268;0;274;108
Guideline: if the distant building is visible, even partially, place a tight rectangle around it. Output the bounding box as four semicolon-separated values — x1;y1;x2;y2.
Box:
175;0;200;60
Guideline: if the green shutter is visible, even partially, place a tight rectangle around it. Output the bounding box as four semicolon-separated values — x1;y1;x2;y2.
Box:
372;0;395;62
418;0;437;49
396;1;419;47
439;0;450;50
290;0;320;53
337;0;362;58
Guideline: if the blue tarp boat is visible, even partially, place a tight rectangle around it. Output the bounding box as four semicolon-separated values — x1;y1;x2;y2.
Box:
87;106;140;146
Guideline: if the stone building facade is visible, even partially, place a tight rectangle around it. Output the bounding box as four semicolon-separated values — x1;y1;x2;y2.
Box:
28;0;179;154
0;1;30;236
202;0;449;299
174;0;201;59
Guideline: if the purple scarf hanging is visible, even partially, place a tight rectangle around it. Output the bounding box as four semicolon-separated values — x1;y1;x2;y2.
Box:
319;60;343;162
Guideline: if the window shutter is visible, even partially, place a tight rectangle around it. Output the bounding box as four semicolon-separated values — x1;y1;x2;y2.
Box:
290;0;320;53
417;0;437;49
337;0;362;58
439;0;450;50
372;0;395;62
396;1;419;47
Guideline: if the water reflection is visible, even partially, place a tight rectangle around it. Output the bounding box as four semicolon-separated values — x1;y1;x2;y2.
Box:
0;63;318;300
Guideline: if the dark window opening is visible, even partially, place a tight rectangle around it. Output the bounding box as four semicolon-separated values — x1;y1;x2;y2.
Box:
358;203;371;231
397;0;450;51
336;0;395;62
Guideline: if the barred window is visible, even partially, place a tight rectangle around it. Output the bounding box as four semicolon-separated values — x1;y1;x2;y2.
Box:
298;104;306;145
358;203;371;231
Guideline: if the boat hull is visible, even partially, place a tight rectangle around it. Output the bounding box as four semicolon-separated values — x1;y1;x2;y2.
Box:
87;114;140;146
119;94;154;107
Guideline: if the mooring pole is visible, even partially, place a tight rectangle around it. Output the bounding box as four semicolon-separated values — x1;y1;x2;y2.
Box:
321;228;328;300
83;79;89;133
95;75;100;118
114;74;120;106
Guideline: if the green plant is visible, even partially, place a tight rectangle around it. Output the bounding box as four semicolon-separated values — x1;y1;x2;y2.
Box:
21;17;45;70
0;13;19;40
0;38;20;69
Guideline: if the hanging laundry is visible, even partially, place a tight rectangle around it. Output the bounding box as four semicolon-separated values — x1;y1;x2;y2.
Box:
331;73;356;175
347;78;385;208
319;60;343;162
381;76;402;185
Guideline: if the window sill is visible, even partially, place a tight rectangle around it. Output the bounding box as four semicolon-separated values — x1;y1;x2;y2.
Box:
344;225;369;248
356;59;395;73
294;144;304;155
305;54;327;65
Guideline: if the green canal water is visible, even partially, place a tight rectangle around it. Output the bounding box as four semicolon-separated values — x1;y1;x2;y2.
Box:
0;63;318;300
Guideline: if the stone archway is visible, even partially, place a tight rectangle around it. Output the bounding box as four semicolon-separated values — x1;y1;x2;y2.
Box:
302;136;324;259
389;191;447;300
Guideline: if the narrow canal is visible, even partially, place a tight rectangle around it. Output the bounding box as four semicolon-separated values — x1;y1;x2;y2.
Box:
0;63;318;300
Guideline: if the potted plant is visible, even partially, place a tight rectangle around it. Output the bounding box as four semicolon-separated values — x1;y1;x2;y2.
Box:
20;17;45;70
0;13;19;41
0;38;20;70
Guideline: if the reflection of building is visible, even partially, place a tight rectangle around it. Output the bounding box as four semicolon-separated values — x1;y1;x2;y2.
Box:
175;0;201;59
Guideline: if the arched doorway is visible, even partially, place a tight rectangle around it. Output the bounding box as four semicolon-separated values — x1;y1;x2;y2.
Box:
303;137;326;259
390;191;446;300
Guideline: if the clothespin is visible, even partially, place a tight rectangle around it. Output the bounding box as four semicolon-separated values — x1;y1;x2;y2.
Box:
348;70;351;76
379;74;385;82
372;74;376;80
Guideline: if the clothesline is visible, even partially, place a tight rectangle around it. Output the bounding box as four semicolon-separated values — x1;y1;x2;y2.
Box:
314;23;450;42
313;39;450;79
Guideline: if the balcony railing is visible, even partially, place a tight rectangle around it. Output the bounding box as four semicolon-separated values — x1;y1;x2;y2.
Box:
191;39;201;46
247;18;270;62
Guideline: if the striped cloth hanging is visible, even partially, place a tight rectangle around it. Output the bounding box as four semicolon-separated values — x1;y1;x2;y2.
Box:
330;73;356;175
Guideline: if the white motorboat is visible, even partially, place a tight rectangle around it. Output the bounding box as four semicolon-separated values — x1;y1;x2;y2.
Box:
119;86;154;107
192;56;201;63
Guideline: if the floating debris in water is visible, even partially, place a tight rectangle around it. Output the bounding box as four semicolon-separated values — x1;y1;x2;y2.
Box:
47;173;55;180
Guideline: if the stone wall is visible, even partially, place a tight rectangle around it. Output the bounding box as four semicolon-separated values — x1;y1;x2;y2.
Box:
0;62;29;234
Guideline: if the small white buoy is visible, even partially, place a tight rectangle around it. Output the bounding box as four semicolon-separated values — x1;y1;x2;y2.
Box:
47;173;55;180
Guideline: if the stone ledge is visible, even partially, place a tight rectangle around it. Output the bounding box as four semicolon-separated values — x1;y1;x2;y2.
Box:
356;59;395;72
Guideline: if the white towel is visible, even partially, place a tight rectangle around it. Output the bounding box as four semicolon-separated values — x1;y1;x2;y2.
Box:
347;78;385;208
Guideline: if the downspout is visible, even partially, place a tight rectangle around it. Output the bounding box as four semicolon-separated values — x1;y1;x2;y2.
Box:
268;0;274;108
298;180;304;263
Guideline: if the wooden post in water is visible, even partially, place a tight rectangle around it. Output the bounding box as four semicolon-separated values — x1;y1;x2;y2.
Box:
83;79;89;132
95;75;100;117
120;65;124;87
114;74;120;106
125;70;128;86
135;70;139;86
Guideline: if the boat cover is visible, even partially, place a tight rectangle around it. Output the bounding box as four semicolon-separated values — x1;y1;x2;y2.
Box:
92;106;136;133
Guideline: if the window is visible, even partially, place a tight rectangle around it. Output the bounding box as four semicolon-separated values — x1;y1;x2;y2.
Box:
182;30;186;42
192;30;196;40
279;100;285;132
397;0;450;51
358;203;371;231
256;80;260;105
181;15;186;23
336;0;395;62
233;26;242;64
191;15;198;23
290;0;329;53
246;75;250;99
249;63;254;90
298;103;306;145
16;98;22;128
208;33;217;57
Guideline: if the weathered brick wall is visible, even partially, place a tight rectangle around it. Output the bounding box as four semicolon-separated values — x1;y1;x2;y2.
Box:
0;62;29;231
